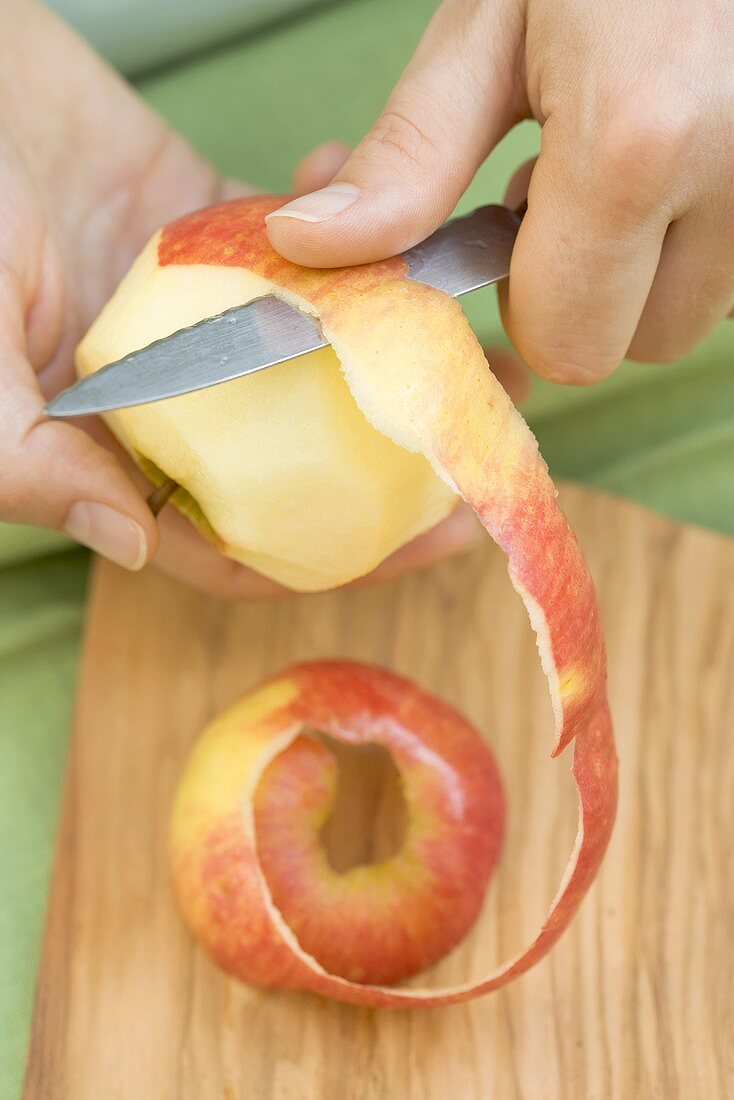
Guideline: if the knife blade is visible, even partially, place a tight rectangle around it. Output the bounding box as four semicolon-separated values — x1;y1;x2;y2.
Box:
45;203;522;419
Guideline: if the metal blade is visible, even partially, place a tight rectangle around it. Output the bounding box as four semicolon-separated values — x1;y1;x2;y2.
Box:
45;204;521;419
45;297;327;418
403;203;521;296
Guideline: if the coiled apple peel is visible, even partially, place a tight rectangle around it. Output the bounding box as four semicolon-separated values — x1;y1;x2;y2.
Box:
80;197;617;1004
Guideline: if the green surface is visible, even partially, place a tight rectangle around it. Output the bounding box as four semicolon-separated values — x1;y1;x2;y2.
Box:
0;0;732;1093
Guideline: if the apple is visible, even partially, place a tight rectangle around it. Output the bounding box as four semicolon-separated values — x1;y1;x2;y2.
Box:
172;661;505;987
79;196;617;1002
171;655;614;1006
75;208;458;592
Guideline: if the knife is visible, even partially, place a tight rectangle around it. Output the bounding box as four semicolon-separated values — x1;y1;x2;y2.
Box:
45;203;523;420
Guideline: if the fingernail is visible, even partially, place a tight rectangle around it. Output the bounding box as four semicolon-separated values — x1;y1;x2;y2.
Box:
265;183;361;224
63;502;148;571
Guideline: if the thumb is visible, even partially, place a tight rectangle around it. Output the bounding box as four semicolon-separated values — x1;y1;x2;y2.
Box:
266;0;524;267
1;328;158;570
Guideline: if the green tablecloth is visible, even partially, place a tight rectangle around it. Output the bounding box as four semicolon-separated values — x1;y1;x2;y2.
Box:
1;0;732;1092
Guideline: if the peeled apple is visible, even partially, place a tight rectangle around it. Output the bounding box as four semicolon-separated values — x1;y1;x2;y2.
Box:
76;205;458;591
77;197;617;1004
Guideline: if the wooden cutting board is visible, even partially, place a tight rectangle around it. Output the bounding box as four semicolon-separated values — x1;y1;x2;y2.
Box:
23;484;734;1099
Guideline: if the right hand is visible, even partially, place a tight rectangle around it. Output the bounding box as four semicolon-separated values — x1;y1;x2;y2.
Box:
267;0;734;382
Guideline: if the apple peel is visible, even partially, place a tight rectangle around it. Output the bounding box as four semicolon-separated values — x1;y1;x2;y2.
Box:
167;198;617;1006
175;661;506;988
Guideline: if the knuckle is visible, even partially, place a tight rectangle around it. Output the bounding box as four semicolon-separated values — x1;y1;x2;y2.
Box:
0;414;118;525
361;107;441;175
32;419;117;487
590;81;701;213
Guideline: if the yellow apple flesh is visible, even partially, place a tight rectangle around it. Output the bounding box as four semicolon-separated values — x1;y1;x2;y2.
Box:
76;232;456;590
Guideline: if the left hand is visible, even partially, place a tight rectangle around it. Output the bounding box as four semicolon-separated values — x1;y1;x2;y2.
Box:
1;2;500;598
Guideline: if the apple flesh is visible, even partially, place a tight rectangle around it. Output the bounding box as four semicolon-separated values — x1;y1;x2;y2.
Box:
174;661;505;987
75;218;457;591
79;196;616;1002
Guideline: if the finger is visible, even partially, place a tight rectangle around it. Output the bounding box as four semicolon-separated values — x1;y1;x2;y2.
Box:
358;337;537;590
499;110;684;384
147;340;527;596
354;352;534;587
141;342;523;598
151;496;478;600
0;298;157;569
151;501;288;600
627;201;734;363
151;497;479;599
218;178;259;201
76;416;283;598
265;0;524;267
484;346;531;406
207;143;353;215
90;407;477;599
354;504;481;587
504;156;537;211
151;501;479;600
150;488;480;600
187;142;354;212
293;142;351;195
24;234;65;372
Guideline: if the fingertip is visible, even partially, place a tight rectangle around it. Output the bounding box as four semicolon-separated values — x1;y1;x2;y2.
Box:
356;504;481;587
265;215;340;268
84;439;162;564
265;182;372;267
216;175;259;202
509;341;616;386
498;254;620;387
146;499;286;599
539;362;615;386
503;157;537;212
62;500;150;572
292;142;352;195
483;345;531;405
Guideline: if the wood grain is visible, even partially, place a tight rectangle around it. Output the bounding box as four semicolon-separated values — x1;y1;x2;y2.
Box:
23;484;734;1099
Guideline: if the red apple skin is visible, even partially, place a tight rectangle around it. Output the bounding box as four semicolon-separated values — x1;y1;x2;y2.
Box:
165;197;617;1006
253;666;504;985
173;661;504;989
159;197;607;758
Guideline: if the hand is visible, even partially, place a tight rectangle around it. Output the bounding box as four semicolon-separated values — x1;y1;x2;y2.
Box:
266;0;734;384
0;2;486;598
0;0;237;585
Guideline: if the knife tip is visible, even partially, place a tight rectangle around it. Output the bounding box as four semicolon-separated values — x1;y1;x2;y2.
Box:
44;392;100;419
44;396;75;419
